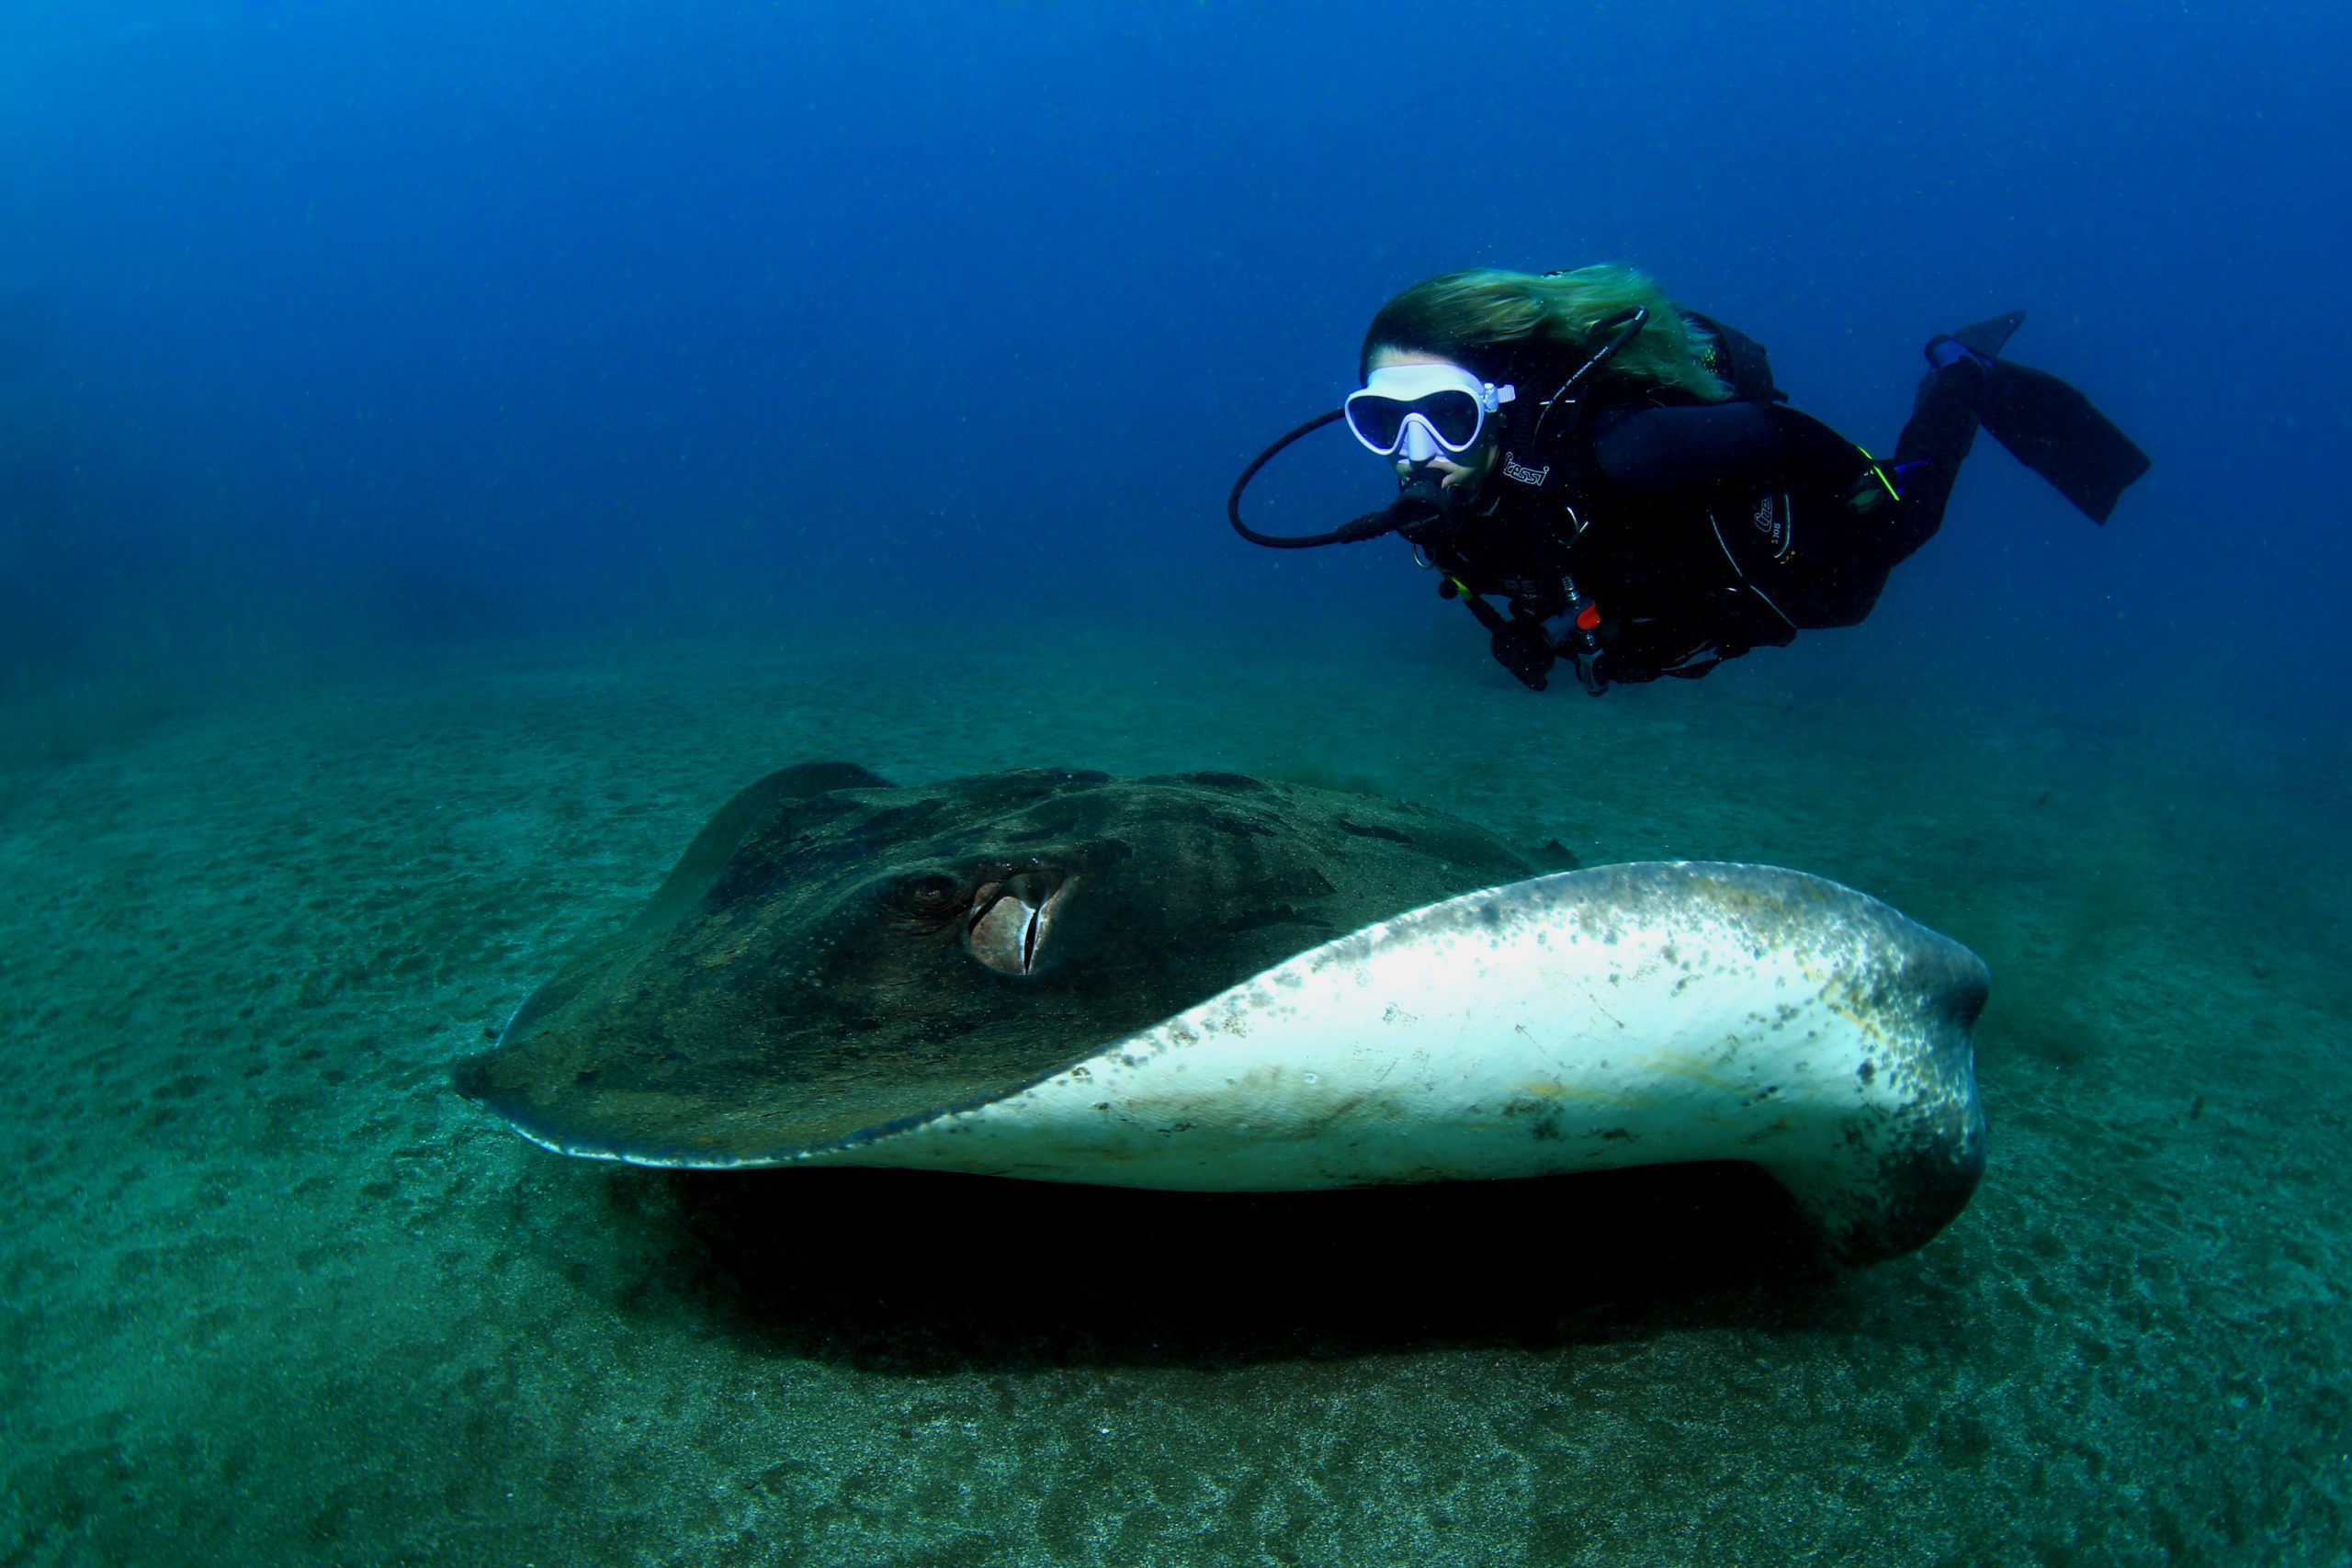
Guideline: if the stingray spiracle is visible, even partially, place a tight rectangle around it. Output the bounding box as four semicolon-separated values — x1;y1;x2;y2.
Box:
965;870;1070;976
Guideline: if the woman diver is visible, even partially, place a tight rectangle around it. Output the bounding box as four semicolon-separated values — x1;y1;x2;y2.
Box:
1228;265;2150;693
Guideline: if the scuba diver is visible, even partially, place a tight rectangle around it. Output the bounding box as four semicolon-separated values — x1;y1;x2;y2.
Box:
1228;265;2151;693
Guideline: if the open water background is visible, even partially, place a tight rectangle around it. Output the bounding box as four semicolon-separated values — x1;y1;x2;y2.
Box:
4;0;2346;726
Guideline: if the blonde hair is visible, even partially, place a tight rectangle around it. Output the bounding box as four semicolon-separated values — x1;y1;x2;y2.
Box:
1361;265;1732;403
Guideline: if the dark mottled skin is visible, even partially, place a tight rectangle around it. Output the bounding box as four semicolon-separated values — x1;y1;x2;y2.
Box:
455;763;1536;1163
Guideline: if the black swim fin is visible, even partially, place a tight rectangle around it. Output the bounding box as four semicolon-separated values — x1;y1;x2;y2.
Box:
1948;309;2026;362
1928;310;2151;525
1976;358;2151;524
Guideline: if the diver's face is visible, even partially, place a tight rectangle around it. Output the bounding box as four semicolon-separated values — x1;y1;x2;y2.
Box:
1365;347;1502;495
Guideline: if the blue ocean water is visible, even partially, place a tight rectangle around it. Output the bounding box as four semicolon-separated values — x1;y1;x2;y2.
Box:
4;0;2346;718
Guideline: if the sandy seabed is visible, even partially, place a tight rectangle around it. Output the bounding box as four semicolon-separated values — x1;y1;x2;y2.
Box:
2;628;2346;1566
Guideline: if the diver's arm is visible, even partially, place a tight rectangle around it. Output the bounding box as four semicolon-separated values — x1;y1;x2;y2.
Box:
1588;404;1870;498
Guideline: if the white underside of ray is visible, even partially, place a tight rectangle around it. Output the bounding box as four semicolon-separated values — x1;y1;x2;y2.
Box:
809;862;1988;1254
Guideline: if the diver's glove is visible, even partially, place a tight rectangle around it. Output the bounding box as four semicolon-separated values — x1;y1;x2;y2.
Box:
1489;616;1557;692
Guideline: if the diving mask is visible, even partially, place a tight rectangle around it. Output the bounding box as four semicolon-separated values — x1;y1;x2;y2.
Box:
1343;363;1515;463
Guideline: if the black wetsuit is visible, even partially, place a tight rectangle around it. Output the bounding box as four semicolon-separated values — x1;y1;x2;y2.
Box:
1423;337;1989;690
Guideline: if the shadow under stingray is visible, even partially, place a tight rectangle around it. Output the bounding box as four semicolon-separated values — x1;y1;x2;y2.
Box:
602;1164;1858;1375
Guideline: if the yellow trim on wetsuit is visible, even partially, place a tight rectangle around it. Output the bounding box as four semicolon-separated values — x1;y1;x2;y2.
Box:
1856;444;1903;502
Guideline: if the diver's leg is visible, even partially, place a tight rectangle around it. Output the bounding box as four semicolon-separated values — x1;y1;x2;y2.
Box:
1882;355;1990;563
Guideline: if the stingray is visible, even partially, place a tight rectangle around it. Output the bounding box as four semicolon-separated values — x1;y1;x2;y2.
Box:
455;762;1988;1261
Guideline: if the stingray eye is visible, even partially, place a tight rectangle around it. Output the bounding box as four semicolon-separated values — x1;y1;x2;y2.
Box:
905;874;961;907
897;873;969;931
